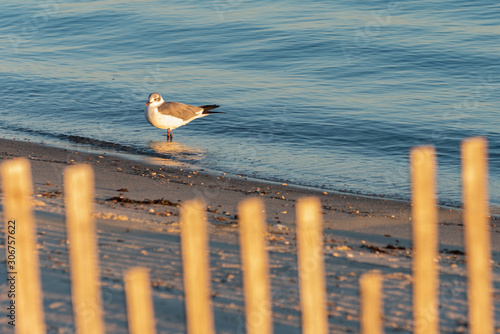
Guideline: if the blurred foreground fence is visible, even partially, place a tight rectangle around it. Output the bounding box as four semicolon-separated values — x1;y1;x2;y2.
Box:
0;136;494;333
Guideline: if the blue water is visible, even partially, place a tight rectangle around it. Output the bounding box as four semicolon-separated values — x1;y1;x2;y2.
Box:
1;0;499;211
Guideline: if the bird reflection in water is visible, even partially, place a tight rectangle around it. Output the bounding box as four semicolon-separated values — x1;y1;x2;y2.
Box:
147;140;205;166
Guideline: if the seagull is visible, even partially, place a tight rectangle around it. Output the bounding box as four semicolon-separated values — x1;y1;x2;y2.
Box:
145;92;223;140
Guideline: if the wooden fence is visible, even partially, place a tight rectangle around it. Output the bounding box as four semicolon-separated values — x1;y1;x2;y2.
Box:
0;136;493;333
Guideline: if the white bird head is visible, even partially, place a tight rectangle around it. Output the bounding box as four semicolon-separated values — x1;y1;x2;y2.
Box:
145;92;163;106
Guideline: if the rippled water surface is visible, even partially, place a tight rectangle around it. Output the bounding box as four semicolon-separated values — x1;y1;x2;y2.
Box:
1;0;499;210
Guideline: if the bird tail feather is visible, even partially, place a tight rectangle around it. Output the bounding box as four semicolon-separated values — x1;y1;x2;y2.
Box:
200;105;224;114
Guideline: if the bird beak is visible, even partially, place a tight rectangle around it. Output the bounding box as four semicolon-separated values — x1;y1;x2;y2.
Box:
145;101;150;106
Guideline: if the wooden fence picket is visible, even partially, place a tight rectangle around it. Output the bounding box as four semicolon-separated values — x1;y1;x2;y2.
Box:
64;164;105;334
296;197;328;334
238;198;273;334
360;271;383;334
180;199;215;334
461;137;493;334
125;267;156;334
1;158;46;334
410;146;439;334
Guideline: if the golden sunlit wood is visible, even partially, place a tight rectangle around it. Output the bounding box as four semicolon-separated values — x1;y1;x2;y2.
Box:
238;198;273;334
296;197;327;334
1;159;46;334
64;164;104;334
462;137;493;334
125;267;156;334
360;271;383;334
180;199;215;334
410;146;439;334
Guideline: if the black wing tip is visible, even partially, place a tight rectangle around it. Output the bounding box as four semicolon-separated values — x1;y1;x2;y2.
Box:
200;104;223;114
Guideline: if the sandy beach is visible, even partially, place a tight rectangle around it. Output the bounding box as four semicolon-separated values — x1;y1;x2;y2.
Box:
0;138;498;333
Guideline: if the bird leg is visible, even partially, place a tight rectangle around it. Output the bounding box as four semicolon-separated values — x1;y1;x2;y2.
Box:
166;128;173;141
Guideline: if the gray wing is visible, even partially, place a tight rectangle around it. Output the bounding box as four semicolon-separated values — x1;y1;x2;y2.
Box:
157;102;203;121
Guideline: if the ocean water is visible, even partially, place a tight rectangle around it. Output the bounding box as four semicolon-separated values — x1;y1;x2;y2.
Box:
0;0;499;211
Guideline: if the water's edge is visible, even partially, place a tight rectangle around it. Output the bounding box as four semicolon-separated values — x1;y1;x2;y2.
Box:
6;130;498;216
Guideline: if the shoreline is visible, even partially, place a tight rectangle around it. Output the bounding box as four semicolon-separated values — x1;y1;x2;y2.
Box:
0;137;499;332
0;137;464;219
0;134;485;213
